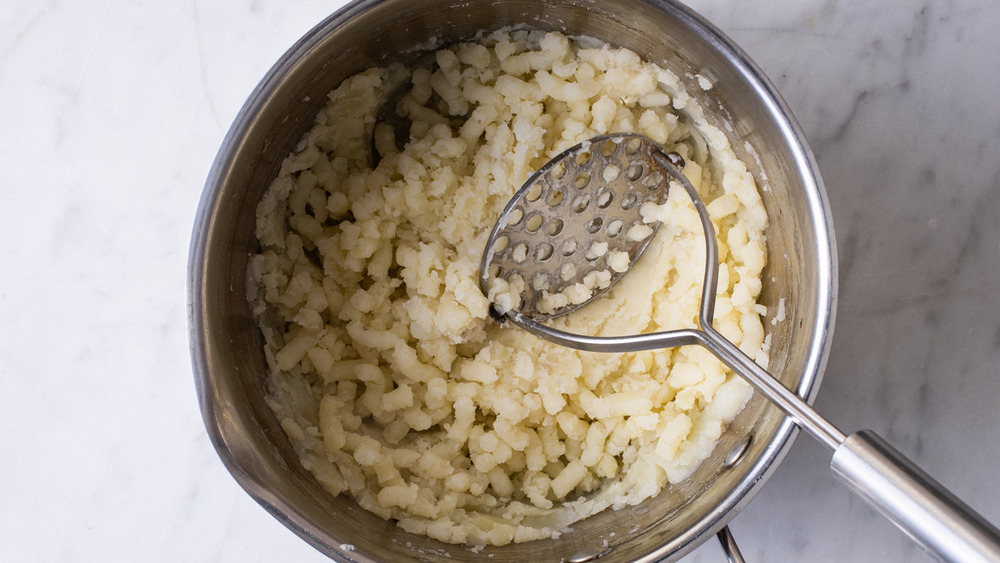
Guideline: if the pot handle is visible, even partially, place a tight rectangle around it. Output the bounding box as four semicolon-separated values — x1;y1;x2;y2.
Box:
716;525;746;563
831;430;1000;562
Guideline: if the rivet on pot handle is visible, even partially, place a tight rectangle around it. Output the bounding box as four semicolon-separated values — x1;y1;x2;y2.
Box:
831;430;1000;562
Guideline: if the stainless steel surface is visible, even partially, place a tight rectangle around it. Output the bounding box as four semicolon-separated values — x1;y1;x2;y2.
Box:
189;0;838;561
832;431;1000;563
480;134;677;321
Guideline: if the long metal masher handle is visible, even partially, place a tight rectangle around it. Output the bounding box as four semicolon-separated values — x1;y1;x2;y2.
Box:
680;151;1000;561
682;152;1000;561
510;141;1000;561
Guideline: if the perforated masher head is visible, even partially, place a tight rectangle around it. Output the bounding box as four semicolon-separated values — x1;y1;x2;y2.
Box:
478;133;706;323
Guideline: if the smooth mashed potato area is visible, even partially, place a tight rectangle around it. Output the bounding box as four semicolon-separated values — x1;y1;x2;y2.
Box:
251;29;769;546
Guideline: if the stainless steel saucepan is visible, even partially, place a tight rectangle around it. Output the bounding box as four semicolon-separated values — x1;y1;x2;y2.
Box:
191;0;839;560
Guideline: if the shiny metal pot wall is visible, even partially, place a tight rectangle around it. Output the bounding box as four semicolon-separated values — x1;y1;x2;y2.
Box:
189;0;837;561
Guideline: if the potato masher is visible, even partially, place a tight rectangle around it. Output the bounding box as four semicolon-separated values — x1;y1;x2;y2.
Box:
478;132;1000;562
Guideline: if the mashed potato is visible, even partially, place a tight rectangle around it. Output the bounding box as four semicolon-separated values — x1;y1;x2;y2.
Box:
251;28;769;546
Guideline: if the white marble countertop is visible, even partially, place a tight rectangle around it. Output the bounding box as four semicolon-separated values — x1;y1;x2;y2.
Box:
2;1;998;561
